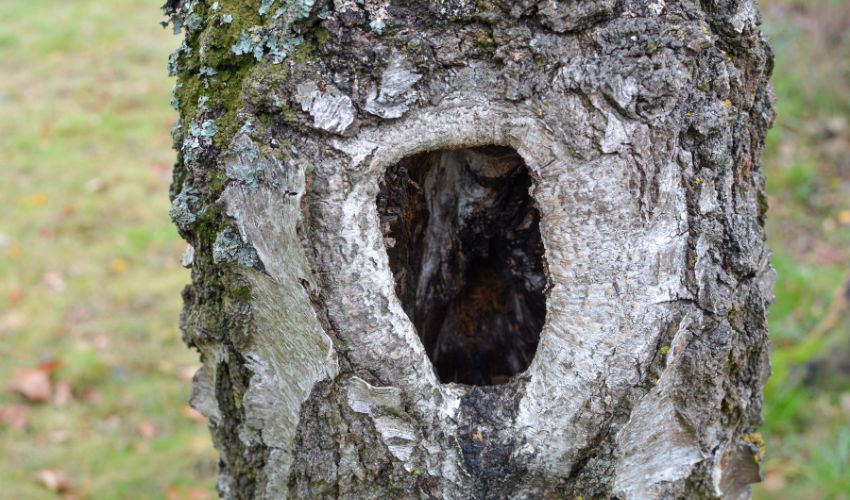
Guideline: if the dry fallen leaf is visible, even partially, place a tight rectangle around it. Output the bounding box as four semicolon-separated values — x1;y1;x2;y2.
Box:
166;486;214;500
52;380;74;407
8;243;22;259
839;209;850;225
157;360;174;374
761;469;787;492
91;333;112;351
61;204;77;217
49;430;70;444
0;311;25;336
110;258;128;273
136;419;157;440
7;368;52;402
63;305;92;326
177;366;198;382
0;404;30;431
82;389;102;404
36;469;70;493
84;177;105;193
151;162;172;180
39;358;61;375
42;271;66;292
181;405;206;424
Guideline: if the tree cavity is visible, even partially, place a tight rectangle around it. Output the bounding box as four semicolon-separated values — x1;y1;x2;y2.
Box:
377;146;547;386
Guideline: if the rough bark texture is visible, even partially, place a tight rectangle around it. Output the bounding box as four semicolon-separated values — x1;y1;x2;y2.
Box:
165;0;775;498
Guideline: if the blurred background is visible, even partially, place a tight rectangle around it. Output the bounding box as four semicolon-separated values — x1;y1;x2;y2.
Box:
0;0;848;497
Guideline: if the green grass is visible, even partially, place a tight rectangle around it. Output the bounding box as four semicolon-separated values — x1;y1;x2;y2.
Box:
0;0;215;497
755;0;850;497
0;0;849;497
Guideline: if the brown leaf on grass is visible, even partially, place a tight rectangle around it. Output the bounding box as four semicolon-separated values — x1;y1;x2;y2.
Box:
177;366;198;381
84;177;105;193
157;360;174;374
37;227;55;241
166;486;214;500
151;162;172;181
91;333;112;351
38;358;61;375
110;258;128;273
181;405;206;424
49;430;70;444
61;204;77;218
8;243;22;259
136;419;157;440
36;469;70;493
81;389;102;404
761;469;788;492
0;311;25;336
7;368;52;402
52;381;74;407
63;306;93;327
42;271;66;292
0;404;30;431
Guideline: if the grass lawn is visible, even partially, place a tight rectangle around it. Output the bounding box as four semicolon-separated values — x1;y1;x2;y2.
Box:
0;0;216;497
754;1;850;497
0;0;848;498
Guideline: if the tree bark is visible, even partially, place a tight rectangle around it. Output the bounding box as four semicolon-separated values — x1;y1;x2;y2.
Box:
165;0;775;498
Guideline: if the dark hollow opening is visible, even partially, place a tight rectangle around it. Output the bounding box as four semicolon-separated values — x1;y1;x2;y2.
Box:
377;146;547;386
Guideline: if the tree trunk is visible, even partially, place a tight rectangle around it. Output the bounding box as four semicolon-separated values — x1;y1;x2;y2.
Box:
165;0;775;497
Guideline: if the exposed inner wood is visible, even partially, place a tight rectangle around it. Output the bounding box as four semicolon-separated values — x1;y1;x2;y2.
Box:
377;146;547;386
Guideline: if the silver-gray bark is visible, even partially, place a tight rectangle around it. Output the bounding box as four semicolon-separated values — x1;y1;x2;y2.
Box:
165;0;775;497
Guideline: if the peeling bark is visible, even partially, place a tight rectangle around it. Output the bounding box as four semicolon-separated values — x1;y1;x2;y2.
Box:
166;0;775;498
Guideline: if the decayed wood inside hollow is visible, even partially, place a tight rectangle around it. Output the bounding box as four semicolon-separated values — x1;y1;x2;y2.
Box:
377;146;547;385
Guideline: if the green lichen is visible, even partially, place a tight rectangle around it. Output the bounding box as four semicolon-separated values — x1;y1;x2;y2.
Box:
231;30;256;57
165;0;319;306
194;119;218;137
259;0;276;16
225;136;266;193
213;226;259;267
173;58;253;150
369;19;385;34
170;185;202;231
